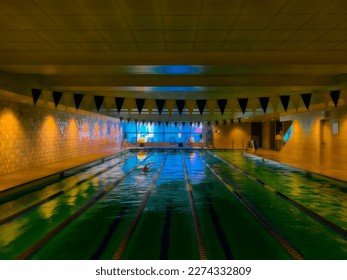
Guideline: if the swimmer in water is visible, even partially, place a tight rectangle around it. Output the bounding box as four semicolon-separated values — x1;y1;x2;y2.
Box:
141;162;154;172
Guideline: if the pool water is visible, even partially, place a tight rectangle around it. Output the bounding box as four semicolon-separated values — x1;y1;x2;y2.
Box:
0;150;346;260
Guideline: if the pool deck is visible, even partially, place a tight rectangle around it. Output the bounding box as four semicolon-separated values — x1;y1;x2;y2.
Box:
253;148;347;182
0;147;346;194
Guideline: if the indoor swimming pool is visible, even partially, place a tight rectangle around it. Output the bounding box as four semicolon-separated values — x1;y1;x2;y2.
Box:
0;150;346;260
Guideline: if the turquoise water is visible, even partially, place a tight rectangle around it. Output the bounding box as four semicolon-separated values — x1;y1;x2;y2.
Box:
0;150;345;260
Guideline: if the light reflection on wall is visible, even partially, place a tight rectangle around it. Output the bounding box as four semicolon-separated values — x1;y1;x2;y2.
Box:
40;115;60;162
0;99;122;176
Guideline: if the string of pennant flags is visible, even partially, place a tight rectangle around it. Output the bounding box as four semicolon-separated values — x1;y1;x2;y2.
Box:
31;88;342;125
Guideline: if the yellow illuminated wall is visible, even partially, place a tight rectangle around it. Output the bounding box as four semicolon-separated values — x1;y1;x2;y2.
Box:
0;100;122;176
281;109;347;170
213;123;251;149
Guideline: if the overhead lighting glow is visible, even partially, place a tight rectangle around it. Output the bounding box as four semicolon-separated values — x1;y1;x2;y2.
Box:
126;86;206;92
127;65;206;74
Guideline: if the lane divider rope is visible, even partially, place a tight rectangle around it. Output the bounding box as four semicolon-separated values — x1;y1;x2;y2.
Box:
0;152;131;226
15;153;154;260
112;155;168;260
182;154;208;260
209;152;347;238
204;161;304;260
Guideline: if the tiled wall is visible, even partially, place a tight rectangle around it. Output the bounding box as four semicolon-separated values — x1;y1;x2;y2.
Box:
213;123;251;149
0;100;122;176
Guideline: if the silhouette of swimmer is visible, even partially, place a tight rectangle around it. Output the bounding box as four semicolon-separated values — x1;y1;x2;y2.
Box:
141;162;154;172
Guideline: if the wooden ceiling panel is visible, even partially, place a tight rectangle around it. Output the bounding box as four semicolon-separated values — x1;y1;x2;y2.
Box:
240;0;288;14
280;0;330;14
233;15;274;29
161;0;202;15
35;30;74;42
0;0;45;15
101;30;134;42
196;30;229;41
88;16;128;30
305;41;340;50
15;15;61;30
166;42;194;51
133;31;165;42
268;15;312;30
164;16;199;30
32;0;83;15
303;15;347;29
0;16;28;30
201;0;243;14
165;30;196;42
118;0;161;15
76;0;121;15
286;29;328;41
2;30;44;41
67;30;104;41
52;16;95;30
320;0;347;14
198;15;235;30
226;30;262;41
257;30;296;41
126;16;163;30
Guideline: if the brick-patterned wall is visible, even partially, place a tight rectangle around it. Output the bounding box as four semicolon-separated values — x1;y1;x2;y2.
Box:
0;100;122;175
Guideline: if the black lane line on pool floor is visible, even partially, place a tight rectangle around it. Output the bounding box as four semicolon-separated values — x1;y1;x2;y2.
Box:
0;153;131;227
159;204;173;260
205;196;234;260
112;155;168;260
15;153;155;260
203;160;304;260
182;154;208;260
209;152;347;238
90;206;129;260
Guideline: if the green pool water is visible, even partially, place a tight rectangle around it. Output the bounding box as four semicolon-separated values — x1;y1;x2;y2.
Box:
0;150;345;260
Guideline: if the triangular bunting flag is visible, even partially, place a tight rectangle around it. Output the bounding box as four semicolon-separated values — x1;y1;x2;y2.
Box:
155;99;166;115
238;98;248;114
223;119;227;125
280;95;290;112
53;91;62;108
115;97;125;114
215;120;219;126
136;98;146;114
94;95;104;112
176;100;185;115
196;99;206;115
165;121;169;126
330;90;340;107
301;93;311;110
32;88;41;106
238;117;241;123
73;93;84;110
259;97;269;113
218;99;227;115
158;121;162;126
